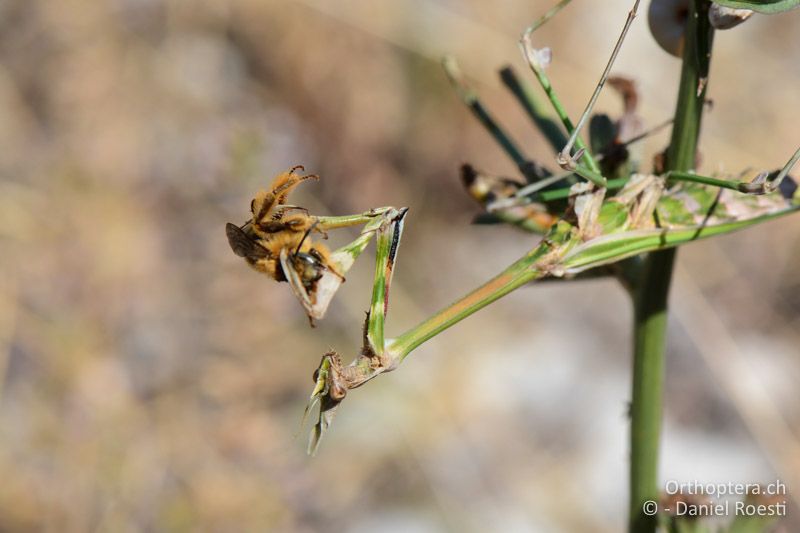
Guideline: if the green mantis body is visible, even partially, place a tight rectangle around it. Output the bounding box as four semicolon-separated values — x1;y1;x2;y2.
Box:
299;165;798;454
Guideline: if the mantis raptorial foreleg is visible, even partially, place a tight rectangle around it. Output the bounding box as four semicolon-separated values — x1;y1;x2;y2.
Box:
304;207;408;454
316;207;394;231
284;208;404;323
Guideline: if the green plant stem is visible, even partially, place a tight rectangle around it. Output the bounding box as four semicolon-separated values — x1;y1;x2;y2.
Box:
629;248;674;533
628;2;714;532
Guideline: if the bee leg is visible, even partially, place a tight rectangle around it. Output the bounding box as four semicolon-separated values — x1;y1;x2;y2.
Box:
257;218;308;233
312;207;394;232
254;173;320;223
271;205;309;219
273;173;319;206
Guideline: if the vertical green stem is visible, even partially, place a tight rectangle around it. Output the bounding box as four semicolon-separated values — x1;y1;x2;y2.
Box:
629;248;674;533
628;2;714;532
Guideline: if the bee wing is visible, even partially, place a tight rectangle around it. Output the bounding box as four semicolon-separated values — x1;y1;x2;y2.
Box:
226;223;270;259
280;248;315;314
282;248;349;325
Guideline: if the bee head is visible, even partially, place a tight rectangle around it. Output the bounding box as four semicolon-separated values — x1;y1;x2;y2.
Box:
293;250;325;288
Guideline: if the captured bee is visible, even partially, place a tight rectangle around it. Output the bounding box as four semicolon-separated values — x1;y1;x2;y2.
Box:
226;166;344;325
225;220;336;282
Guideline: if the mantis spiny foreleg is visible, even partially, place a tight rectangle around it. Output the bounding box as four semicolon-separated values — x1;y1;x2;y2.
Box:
284;207;402;323
304;208;408;454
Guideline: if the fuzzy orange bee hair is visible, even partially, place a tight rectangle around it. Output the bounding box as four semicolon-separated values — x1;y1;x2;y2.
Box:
249;166;318;235
226;166;341;284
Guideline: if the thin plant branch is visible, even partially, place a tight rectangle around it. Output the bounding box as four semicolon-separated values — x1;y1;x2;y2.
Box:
557;1;642;171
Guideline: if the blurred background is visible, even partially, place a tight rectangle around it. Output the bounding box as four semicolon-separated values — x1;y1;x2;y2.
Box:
1;0;799;531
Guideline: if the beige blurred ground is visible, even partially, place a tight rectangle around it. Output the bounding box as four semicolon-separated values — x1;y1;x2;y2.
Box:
1;0;799;531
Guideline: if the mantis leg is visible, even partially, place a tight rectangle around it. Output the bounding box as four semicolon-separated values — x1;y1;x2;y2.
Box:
555;1;641;172
304;207;408;454
364;208;408;356
519;0;601;177
284;208;402;324
666;145;800;195
315;207;394;231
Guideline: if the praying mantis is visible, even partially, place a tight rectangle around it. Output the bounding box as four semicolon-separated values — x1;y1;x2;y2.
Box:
226;0;800;456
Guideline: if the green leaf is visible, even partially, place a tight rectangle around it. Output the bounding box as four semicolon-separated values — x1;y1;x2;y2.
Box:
713;0;800;14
